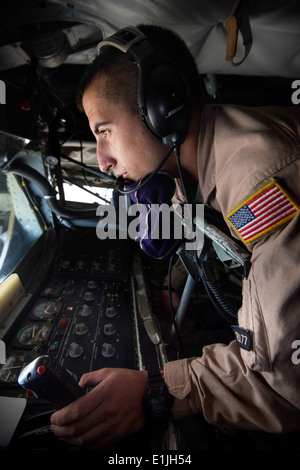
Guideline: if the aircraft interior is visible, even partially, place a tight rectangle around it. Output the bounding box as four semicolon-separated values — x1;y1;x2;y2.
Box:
0;0;299;453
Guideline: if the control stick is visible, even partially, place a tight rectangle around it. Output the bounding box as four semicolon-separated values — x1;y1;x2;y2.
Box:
18;355;85;409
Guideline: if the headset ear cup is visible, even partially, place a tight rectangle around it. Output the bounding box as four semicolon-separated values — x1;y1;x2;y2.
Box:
138;100;162;142
139;62;191;145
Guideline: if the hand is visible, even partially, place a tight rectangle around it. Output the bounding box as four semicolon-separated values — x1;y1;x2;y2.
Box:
50;368;148;449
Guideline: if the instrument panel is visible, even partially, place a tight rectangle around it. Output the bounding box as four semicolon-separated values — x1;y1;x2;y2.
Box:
0;231;157;394
0;229;164;451
1;278;135;388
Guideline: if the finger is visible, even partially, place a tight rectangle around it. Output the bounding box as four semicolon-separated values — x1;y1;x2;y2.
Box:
52;420;117;449
51;393;110;446
78;368;109;388
52;407;139;450
51;404;106;440
51;369;116;426
51;400;120;449
51;385;105;426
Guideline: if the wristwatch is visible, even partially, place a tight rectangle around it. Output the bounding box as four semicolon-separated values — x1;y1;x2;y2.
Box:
142;369;174;428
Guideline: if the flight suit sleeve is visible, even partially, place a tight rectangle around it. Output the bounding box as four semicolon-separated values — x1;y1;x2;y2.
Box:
164;171;300;433
164;341;299;432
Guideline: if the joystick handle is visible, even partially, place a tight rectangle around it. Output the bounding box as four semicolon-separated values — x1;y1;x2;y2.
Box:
18;355;85;409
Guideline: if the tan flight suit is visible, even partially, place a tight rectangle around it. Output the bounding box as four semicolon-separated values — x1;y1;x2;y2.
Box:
164;104;300;433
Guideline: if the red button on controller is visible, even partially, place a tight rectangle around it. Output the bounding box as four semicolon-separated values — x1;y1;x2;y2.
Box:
37;365;46;375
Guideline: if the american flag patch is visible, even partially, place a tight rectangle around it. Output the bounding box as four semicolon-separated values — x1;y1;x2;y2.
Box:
226;180;298;244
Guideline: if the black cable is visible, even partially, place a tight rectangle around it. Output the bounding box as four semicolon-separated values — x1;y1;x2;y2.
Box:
205;279;238;319
8;162;97;219
201;277;237;325
198;261;238;325
167;255;186;357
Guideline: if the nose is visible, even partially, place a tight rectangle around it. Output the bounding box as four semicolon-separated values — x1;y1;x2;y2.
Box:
96;142;116;173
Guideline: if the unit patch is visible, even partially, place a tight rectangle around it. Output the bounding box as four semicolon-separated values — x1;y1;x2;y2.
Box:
231;326;252;351
226;180;298;244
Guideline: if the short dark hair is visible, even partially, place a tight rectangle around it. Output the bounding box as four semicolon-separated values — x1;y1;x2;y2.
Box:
76;24;202;113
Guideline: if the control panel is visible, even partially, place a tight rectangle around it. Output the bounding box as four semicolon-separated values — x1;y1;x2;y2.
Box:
0;228;165;451
0;230;158;399
0;277;135;390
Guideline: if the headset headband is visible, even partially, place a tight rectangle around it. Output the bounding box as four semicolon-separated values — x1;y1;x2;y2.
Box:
97;26;148;56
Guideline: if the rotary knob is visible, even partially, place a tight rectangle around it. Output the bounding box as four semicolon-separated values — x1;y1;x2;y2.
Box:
106;306;117;318
79;304;92;317
75;323;88;336
104;323;116;335
69;342;83;358
61;260;71;269
84;292;95;301
78;261;87;270
101;343;116;358
87;280;97;289
93;261;102;271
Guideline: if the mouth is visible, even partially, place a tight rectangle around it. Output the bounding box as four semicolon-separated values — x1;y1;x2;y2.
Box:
116;172;129;181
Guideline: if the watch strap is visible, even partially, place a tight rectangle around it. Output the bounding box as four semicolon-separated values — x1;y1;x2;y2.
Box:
142;368;173;429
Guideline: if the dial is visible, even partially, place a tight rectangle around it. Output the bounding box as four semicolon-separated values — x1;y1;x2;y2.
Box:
15;323;51;348
30;301;59;320
0;353;32;384
41;286;62;297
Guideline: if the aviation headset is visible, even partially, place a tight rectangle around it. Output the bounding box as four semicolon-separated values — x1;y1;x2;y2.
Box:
97;26;193;194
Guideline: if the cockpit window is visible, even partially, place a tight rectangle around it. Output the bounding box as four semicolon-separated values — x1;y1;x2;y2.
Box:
0;172;43;284
62;182;113;205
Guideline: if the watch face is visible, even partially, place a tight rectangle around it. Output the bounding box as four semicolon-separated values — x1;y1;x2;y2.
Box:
142;370;174;424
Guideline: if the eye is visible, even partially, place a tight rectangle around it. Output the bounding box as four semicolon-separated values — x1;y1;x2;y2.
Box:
100;129;109;137
94;128;109;138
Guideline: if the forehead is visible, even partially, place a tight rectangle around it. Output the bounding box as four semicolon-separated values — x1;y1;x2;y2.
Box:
82;75;110;114
82;74;130;124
